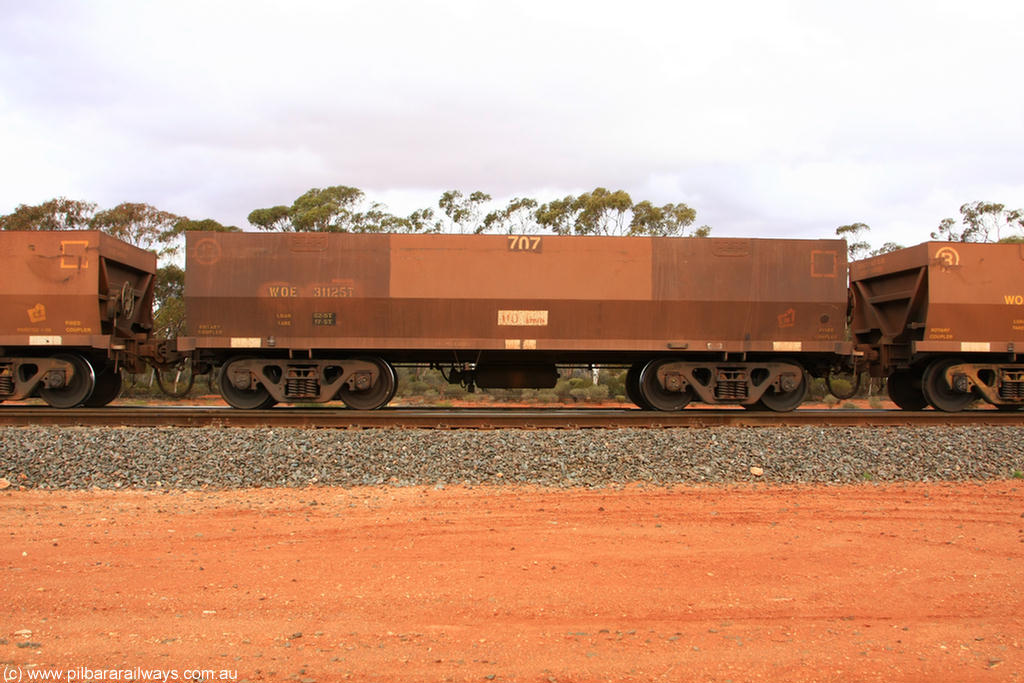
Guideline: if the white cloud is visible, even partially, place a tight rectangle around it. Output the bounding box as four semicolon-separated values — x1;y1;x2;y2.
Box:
1;0;1022;247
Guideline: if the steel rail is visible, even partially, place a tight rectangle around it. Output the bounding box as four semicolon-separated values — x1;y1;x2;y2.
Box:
0;406;1022;429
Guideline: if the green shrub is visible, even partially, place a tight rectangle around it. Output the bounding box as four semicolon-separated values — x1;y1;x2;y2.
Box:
829;378;853;399
808;377;828;401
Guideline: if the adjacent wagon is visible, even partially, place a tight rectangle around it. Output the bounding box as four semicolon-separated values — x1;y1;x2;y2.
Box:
851;241;1024;411
0;231;157;406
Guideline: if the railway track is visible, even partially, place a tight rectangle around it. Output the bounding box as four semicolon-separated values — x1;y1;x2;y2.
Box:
1;406;1022;429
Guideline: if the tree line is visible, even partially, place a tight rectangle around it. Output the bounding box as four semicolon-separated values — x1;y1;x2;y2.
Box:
836;201;1024;260
0;186;712;259
246;186;711;238
3;188;1021;262
0;197;238;257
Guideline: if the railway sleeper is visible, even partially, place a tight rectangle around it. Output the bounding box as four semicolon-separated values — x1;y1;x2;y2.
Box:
652;360;805;408
221;358;386;405
942;363;1024;407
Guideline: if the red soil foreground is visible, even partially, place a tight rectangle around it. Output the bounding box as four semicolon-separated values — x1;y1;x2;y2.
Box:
2;482;1023;682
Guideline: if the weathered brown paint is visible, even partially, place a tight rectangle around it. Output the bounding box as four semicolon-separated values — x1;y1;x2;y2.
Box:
182;232;850;361
851;241;1024;374
389;234;652;300
0;231;156;349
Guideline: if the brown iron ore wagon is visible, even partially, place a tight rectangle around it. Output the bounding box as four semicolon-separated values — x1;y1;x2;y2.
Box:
0;231;158;407
851;241;1024;411
179;232;852;410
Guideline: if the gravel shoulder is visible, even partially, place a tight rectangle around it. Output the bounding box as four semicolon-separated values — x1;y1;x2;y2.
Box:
2;482;1023;682
2;425;1023;490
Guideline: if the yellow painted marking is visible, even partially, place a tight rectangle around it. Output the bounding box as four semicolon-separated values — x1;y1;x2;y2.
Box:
777;308;796;328
1004;294;1024;305
60;240;90;269
230;337;262;348
505;339;522;349
498;310;549;326
523;339;537;350
935;246;960;267
29;335;62;345
26;303;46;323
507;235;542;252
961;342;991;352
311;284;354;297
773;341;803;352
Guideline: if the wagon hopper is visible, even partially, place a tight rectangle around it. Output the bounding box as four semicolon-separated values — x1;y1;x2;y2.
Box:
851;241;1024;411
180;232;851;410
0;231;157;407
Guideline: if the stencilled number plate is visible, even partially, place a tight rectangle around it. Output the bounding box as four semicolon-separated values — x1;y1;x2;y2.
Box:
507;235;542;252
313;312;337;326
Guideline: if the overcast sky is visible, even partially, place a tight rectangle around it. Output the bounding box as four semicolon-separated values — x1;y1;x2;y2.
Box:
1;0;1022;249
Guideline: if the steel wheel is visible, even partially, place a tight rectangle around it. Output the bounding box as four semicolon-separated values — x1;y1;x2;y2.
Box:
39;353;95;408
922;359;974;412
886;370;927;411
759;364;807;412
219;358;276;410
625;362;653;410
338;358;397;410
84;364;123;407
638;359;692;411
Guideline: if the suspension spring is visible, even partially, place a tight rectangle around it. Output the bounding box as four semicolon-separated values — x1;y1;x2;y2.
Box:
999;380;1024;400
715;380;748;400
285;377;320;398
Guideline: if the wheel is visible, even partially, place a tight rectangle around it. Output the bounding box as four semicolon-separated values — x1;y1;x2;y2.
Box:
759;364;808;412
886;370;927;411
637;359;692;411
39;353;95;408
625;362;653;410
385;369;400;404
219;358;276;410
338;358;397;410
84;364;123;407
922;359;975;412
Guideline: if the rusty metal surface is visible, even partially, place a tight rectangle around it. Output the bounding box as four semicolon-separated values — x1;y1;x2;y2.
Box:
0;406;1021;428
940;362;1024;404
0;231;156;349
182;233;850;360
852;242;1024;372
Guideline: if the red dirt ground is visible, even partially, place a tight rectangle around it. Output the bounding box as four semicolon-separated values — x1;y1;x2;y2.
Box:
3;482;1023;682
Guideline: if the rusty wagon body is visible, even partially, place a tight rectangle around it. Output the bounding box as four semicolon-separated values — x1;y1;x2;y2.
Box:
180;232;852;410
0;231;157;407
851;241;1024;411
